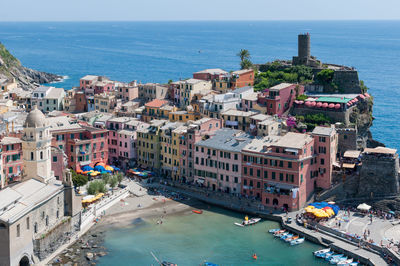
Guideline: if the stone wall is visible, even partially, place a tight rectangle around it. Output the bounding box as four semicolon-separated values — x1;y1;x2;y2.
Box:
358;154;400;197
335;127;357;155
292;106;353;124
33;217;73;261
332;70;361;94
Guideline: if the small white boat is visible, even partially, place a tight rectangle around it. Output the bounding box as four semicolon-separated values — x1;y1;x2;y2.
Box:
290;238;305;245
330;256;347;264
234;217;261;227
314;248;330;256
337;258;353;265
268;228;280;233
349;262;358;266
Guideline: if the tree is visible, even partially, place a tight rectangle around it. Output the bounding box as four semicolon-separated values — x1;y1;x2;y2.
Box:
240;59;253;70
315;69;334;85
101;173;111;184
87;180;106;195
237;49;250;62
109;177;118;190
71;170;88;187
115;172;124;185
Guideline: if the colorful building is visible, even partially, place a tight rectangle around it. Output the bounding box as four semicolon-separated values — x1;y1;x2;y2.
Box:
172;79;212;109
221;109;257;132
193;68;228;82
80;75;115;96
94;92;117;113
194;128;253;194
257;83;304;116
159;122;184;179
142;99;175;122
214;69;255;92
0;137;23;186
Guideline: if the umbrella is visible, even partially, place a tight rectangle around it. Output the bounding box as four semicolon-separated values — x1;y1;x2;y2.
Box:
96;162;106;167
316;102;323;107
101;171;108;174
389;211;395;214
76;169;83;174
94;165;106;172
114;167;120;171
81;165;94;172
311;101;316;107
322;103;328;108
328;103;335;108
334;104;341;109
105;165;114;171
357;203;371;211
328;201;335;204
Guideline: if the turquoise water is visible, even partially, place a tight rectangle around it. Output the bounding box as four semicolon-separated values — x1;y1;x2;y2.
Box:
0;21;399;150
97;207;325;265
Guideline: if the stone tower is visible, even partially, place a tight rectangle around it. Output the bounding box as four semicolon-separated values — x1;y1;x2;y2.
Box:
292;33;321;67
22;106;54;183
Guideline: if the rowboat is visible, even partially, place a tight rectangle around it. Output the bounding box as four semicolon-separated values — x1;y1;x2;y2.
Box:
330;256;347;264
280;233;293;240
319;252;333;259
326;254;343;261
275;232;288;238
273;229;286;235
204;263;219;266
337;258;353;265
285;235;299;242
234;217;261;227
268;228;280;233
290;238;305;245
314;248;330;256
192;210;203;214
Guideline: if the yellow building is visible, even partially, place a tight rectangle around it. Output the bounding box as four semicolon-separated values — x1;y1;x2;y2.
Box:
159;122;184;180
168;108;202;122
142;99;177;122
136;120;167;173
221;109;257;132
94;92;117;113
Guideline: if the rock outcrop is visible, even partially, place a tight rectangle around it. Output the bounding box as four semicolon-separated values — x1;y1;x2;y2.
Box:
0;42;62;89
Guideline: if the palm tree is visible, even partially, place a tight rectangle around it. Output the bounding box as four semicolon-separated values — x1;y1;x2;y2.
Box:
237;49;250;62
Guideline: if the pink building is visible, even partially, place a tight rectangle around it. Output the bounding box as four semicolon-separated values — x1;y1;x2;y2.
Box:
257;83;304;116
0;137;23;185
241;128;337;211
177;118;222;182
194;128;253;194
80;75;115;96
51;146;66;181
106;117;132;165
193;68;228;82
117;81;139;102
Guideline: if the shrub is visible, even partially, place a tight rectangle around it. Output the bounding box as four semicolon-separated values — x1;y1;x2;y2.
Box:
87;180;106;195
71;170;88;187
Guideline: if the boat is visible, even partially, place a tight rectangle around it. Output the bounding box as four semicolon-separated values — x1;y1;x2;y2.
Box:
320;252;334;259
285;235;299;242
204;263;219;266
314;248;330;256
349;262;359;266
280;233;293;240
326;254;343;261
192;210;203;214
162;262;177;266
273;229;286;235
234;217;261;227
330;256;347;264
290;238;305;245
275;232;288;238
268;228;280;233
337;259;353;265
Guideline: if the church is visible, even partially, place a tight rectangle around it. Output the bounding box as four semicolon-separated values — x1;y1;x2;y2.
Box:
0;107;81;266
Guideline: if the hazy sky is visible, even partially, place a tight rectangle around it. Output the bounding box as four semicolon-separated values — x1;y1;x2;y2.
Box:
1;0;399;21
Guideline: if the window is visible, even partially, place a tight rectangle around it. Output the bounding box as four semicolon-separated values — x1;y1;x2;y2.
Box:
31;152;34;160
272;172;276;180
288;162;292;168
34;223;38;233
301;162;303;169
279;173;283;181
17;224;20;237
301;174;303;184
249;168;253;176
53;156;57;162
234;177;238;183
264;171;268;179
244;167;247;175
40;151;43;160
234;154;238;160
26;217;30;230
321;158;325;165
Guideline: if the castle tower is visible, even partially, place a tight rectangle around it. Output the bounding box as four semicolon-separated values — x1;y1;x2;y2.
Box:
22;106;54;183
298;33;310;59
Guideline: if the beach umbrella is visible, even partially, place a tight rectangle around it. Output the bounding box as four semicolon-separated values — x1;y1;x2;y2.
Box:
76;169;83;174
389;211;395;215
334;104;341;109
364;93;370;98
101;171;108;174
105;165;114;171
294;100;299;104
94;165;106;172
359;94;365;99
81;165;94;172
328;201;335;204
305;101;312;107
353;98;358;102
311;101;316;107
316;102;323;107
114;167;120;171
298;101;304;104
357;203;371;211
96;162;106;167
105;170;112;173
328;103;335;108
322;103;328;108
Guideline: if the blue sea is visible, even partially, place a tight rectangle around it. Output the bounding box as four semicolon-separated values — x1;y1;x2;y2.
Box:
0;21;399;150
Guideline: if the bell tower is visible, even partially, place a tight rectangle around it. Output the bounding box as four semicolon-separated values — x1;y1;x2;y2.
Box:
22;106;54;183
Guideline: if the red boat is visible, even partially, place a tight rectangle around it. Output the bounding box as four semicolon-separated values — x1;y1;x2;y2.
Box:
192;210;203;214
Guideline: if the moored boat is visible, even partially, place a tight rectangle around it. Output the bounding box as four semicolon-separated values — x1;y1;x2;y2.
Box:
326;254;343;261
204;263;219;266
337;258;353;265
314;248;330;256
192;210;203;214
320;252;334;259
285;235;299;242
290;237;305;245
280;233;293;240
268;228;280;233
273;229;286;236
234;216;261;227
330;256;347;264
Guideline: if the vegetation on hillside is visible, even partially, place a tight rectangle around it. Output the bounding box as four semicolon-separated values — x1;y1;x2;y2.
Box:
296;113;332;131
254;61;313;91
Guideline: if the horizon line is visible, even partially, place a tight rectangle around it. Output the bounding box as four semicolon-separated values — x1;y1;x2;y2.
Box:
0;19;400;23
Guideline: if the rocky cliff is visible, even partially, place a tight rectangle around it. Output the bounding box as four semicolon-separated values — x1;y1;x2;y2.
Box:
0;42;62;89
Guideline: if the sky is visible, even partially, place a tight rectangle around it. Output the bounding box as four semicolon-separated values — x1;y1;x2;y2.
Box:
1;0;399;21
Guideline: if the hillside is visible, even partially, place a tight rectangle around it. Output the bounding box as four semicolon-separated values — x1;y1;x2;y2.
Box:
0;42;62;89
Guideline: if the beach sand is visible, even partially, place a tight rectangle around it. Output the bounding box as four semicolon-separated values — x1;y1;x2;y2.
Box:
48;191;204;265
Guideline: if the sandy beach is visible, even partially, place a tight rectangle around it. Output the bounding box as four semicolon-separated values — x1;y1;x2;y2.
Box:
48;188;204;266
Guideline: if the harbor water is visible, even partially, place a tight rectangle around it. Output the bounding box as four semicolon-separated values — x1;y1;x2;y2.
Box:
97;206;325;265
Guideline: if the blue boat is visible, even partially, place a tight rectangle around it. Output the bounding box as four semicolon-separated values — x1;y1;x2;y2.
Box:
330;256;347;264
326;254;343;261
204;263;219;266
281;234;293;240
321;252;334;259
268;228;280;233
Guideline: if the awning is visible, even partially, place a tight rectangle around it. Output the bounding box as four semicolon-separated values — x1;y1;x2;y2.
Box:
343;150;361;159
196;178;205;184
342;163;355;169
357;203;371;211
332;162;340;168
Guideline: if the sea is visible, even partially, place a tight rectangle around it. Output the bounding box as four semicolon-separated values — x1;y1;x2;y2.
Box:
0;21;399;265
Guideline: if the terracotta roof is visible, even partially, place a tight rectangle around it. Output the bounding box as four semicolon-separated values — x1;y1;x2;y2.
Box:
145;99;168;108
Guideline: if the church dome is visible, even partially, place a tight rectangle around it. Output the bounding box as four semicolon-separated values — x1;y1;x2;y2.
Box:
25;106;47;128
